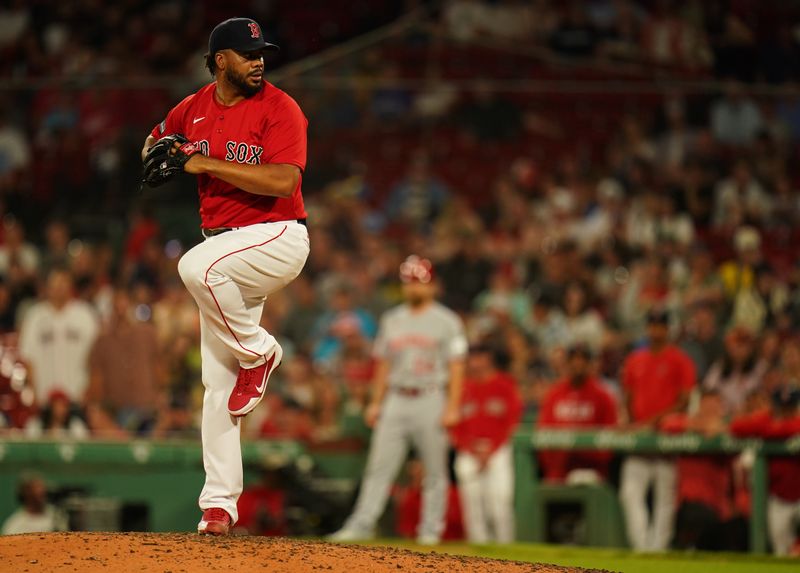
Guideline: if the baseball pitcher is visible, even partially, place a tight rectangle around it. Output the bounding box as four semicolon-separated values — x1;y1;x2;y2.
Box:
141;17;309;535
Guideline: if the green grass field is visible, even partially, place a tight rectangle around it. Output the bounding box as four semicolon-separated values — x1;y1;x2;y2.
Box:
364;540;799;573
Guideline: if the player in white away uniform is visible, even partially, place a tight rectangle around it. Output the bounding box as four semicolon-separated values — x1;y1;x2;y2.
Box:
330;255;467;545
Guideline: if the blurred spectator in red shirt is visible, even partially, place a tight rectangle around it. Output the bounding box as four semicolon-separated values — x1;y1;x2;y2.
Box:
730;386;800;556
259;398;314;443
538;344;618;482
661;391;747;551
394;457;463;541
235;459;288;537
452;345;522;543
123;206;161;264
622;309;696;428
620;308;696;552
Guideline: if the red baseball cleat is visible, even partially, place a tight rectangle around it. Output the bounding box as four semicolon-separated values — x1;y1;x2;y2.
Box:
197;508;231;535
228;344;283;417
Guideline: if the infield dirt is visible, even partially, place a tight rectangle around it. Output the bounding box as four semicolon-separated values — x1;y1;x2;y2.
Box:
0;532;617;572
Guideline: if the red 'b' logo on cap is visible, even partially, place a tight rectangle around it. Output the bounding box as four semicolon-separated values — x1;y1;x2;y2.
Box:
248;22;260;38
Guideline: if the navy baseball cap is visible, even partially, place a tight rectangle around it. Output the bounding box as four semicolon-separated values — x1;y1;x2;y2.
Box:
646;308;669;325
208;17;279;56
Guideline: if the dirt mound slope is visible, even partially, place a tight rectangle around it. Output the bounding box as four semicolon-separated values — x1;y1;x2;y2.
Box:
0;532;614;573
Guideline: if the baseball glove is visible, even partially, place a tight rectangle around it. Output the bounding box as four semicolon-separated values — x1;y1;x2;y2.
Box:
142;133;200;188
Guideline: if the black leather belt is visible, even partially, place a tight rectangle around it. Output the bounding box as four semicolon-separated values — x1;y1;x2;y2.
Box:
202;218;306;238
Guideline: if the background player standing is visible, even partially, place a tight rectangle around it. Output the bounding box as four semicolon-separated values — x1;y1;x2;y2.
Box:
451;344;522;544
537;344;618;483
141;17;310;536
730;387;800;556
330;255;467;545
619;309;696;551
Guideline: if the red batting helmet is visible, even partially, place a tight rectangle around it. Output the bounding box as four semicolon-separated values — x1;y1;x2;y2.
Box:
399;255;435;284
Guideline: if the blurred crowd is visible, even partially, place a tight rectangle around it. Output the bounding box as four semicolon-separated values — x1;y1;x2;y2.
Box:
0;0;799;553
0;0;798;464
442;0;800;82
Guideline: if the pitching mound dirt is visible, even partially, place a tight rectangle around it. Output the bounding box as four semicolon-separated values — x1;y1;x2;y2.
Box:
1;532;613;572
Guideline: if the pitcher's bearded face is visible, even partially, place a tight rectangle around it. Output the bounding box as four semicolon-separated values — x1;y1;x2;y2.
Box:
226;64;263;97
222;49;264;97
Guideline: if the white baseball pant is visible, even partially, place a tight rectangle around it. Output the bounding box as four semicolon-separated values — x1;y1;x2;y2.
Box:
768;495;800;555
178;220;309;523
620;455;677;551
454;444;515;544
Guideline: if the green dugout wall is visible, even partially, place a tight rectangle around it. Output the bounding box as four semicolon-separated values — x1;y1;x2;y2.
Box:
513;430;800;553
0;440;310;532
1;431;797;553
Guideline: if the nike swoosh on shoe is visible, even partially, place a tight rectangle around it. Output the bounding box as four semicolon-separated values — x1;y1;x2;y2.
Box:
254;354;276;393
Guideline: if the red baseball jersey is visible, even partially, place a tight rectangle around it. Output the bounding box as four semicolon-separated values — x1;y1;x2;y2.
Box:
451;372;523;454
538;377;618;428
730;409;800;502
622;345;696;423
661;413;734;519
537;377;618;480
150;81;308;229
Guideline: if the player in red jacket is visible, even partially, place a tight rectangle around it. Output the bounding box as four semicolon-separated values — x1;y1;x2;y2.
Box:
393;458;464;541
235;462;287;537
451;345;523;543
619;308;696;552
537;344;618;482
730;386;800;555
660;391;747;551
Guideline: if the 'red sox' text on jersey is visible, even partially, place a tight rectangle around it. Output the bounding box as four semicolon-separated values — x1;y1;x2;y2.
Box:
151;81;308;229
